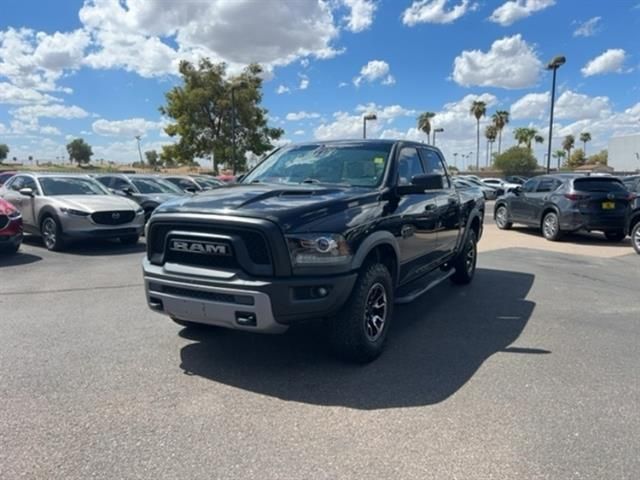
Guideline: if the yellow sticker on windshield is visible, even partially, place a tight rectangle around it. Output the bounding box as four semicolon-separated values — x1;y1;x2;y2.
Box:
374;157;384;164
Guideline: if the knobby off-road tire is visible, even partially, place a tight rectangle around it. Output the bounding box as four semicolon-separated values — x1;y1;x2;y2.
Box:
450;230;477;285
328;262;394;364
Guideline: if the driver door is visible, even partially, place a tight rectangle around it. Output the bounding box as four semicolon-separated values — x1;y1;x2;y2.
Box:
510;178;537;222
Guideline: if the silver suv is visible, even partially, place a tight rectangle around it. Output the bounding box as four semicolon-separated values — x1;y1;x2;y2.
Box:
0;173;144;251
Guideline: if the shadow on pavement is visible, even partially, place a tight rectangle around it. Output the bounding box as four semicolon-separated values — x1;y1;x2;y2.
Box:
511;226;631;248
0;251;42;267
178;268;540;409
22;235;146;256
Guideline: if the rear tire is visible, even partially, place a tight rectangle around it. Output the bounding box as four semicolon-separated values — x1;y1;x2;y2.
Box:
40;216;65;251
450;230;477;285
328;262;394;363
120;235;140;245
495;205;512;230
542;212;563;241
631;222;640;255
604;230;626;242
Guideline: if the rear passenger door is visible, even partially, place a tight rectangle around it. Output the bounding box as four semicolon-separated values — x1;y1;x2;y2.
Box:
419;148;460;259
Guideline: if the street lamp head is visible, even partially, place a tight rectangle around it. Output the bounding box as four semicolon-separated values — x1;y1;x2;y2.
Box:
363;113;377;121
547;55;566;70
434;128;444;133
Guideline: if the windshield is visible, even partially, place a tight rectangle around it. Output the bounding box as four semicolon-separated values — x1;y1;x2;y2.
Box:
243;143;392;188
194;176;223;189
40;177;110;196
131;178;177;194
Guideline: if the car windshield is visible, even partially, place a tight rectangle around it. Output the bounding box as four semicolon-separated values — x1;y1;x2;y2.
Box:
40;177;109;196
131;178;176;194
243;143;392;188
194;177;222;189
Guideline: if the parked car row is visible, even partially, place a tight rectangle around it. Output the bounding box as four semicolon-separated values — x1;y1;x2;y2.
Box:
0;172;228;253
493;173;640;254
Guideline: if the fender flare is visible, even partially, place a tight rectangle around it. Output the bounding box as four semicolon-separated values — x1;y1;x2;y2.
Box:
351;231;401;284
628;213;640;235
37;206;62;231
540;204;561;227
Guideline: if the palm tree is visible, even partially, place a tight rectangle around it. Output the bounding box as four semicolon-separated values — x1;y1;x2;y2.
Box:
484;125;497;167
579;132;591;156
514;127;540;149
470;100;486;169
492;110;509;154
562;134;575;162
417;112;436;144
552;150;565;170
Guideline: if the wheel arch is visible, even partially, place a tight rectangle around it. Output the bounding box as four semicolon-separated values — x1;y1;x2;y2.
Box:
351;232;400;286
37;206;62;231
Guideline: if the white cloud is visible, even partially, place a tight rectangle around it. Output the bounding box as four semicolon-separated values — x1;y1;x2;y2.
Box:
11;104;89;121
452;34;542;89
342;0;377;32
286;111;321;121
581;49;627;77
33;30;90;72
573;16;601;37
78;0;345;78
510;92;549;120
489;0;555;26
91;139;172;163
92;117;164;137
0;82;60;105
40;125;61;136
276;85;290;94
353;60;395;87
298;74;310;90
402;0;475;26
338;81;349;88
511;90;612;121
354;103;418;123
294;129;305;135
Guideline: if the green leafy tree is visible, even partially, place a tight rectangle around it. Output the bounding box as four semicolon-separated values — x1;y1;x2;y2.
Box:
579;132;591;155
160;59;284;174
567;148;586;169
144;150;159;168
513;127;541;150
491;110;509;154
66;138;93;165
562;134;575;161
417;112;436;144
470;100;486;169
493;146;538;176
0;144;8;163
587;149;607;166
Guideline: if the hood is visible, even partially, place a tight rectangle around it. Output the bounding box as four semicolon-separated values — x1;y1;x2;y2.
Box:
138;193;181;204
49;195;139;213
154;183;379;231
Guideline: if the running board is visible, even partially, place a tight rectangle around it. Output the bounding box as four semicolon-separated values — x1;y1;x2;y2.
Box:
394;270;454;305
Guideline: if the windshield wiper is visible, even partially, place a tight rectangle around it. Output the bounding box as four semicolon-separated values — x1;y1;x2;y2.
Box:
301;178;321;184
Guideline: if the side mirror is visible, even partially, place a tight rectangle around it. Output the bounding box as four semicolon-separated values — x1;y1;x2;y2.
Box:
397;173;444;195
513;186;523;195
185;186;198;193
19;187;34;197
122;187;135;196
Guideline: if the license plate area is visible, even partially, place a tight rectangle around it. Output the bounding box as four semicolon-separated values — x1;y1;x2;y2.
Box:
601;201;615;210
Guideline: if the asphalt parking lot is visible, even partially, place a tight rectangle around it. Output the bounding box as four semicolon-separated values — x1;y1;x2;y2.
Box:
1;216;638;479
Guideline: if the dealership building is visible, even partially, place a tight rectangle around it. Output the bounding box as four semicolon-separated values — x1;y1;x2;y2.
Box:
608;134;640;172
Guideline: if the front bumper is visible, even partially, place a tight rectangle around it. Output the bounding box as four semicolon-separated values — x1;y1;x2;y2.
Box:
142;258;357;333
0;231;23;248
64;226;144;239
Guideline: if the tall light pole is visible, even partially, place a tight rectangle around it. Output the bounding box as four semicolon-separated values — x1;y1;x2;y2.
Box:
453;152;458;169
363;113;377;139
135;135;143;165
432;128;444;147
231;81;249;174
546;55;566;174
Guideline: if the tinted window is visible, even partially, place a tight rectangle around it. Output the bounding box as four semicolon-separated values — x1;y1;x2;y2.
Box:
420;148;450;187
536;178;560;193
22;176;38;192
574;178;626;192
95;176;113;188
111;177;132;191
131;178;174;194
397;147;424;185
167;178;199;191
522;179;537;192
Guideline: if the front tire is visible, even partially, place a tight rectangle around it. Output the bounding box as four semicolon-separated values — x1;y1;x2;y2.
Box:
40;216;65;251
604;230;625;242
120;235;140;245
328;262;394;363
542;211;563;241
495;205;513;230
450;230;477;285
631;222;640;254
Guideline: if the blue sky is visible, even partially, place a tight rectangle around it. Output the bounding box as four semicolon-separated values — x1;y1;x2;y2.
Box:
1;0;639;168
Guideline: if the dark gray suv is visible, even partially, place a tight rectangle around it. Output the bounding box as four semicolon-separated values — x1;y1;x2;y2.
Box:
494;174;632;241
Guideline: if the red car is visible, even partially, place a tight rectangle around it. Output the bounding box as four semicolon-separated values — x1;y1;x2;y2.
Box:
0;198;23;253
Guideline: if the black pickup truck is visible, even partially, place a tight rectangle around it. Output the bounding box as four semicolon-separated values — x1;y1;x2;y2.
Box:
143;140;484;362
